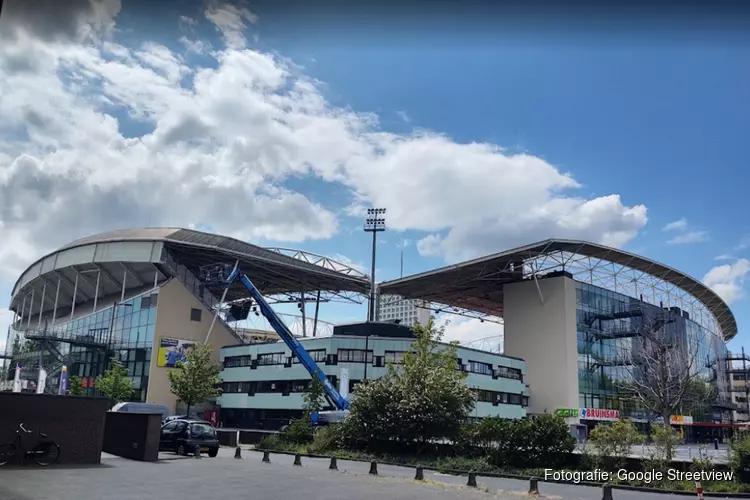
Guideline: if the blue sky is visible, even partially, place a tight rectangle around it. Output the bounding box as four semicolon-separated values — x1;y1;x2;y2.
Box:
0;0;748;349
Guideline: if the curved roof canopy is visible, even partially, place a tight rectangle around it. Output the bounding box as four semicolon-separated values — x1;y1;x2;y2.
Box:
379;239;737;340
11;228;371;318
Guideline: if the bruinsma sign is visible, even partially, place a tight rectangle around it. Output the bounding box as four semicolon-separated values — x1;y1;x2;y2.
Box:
554;408;620;421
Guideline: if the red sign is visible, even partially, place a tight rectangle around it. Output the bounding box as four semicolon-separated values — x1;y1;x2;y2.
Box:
581;408;620;421
89;377;96;389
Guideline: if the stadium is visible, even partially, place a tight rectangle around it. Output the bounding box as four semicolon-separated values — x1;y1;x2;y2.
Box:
2;228;741;437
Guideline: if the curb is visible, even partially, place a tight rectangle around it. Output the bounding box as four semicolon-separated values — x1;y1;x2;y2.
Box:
251;448;750;498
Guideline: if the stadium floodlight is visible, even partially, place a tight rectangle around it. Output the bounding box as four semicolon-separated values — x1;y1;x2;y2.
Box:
363;208;386;322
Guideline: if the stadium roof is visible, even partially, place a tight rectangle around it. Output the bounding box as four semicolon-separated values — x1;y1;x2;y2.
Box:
10;228;370;317
379;239;738;340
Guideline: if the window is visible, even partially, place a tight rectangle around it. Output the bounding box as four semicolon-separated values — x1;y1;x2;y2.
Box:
496;366;522;381
292;380;310;392
476;390;493;403
293;349;326;363
468;361;493;376
734;374;747;381
224;356;252;368
384;351;405;364
337;349;373;363
257;352;284;366
190;308;202;322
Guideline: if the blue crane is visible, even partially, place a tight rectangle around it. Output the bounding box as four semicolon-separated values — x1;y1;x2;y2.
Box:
199;262;350;412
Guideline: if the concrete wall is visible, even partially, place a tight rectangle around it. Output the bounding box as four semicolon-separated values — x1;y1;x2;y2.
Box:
146;279;237;413
0;393;110;464
503;275;578;416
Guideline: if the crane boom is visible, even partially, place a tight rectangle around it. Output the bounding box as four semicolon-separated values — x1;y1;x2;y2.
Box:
200;263;349;411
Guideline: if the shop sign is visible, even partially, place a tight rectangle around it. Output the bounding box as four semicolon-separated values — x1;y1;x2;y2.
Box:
579;408;620;421
555;408;579;418
669;415;694;425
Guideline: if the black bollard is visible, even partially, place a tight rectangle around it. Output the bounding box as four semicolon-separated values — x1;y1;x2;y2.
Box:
369;461;378;475
234;447;242;459
262;450;270;463
194;445;202;459
467;471;477;487
329;457;338;470
414;466;424;481
602;483;614;500
529;476;540;495
294;453;302;466
714;438;719;451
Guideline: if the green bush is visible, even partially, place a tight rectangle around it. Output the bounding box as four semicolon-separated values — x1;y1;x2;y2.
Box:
731;433;750;483
280;419;314;445
307;425;343;454
589;419;643;470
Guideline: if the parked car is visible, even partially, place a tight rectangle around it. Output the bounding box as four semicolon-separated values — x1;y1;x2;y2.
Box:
159;419;220;457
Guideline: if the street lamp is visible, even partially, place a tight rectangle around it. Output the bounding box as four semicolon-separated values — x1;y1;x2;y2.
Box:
364;208;386;322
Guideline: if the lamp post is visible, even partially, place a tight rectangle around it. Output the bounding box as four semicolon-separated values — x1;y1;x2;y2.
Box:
363;208;386;382
364;208;386;322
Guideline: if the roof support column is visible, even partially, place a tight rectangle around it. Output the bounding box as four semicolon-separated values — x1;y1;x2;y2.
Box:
300;290;307;337
312;290;321;338
69;274;79;321
51;278;61;326
153;268;158;288
37;281;47;327
19;294;27;328
93;270;101;313
27;289;35;327
121;268;127;302
532;267;545;305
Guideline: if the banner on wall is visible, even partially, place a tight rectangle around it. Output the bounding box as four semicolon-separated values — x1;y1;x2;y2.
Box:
59;366;68;394
157;337;197;368
36;368;47;394
12;365;22;393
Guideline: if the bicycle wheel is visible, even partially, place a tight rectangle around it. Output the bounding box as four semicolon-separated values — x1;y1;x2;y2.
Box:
34;441;60;466
0;443;18;467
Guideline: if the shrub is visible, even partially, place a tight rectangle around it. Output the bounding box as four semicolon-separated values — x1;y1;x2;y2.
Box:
280;418;314;445
307;425;343;454
588;419;643;470
731;433;750;483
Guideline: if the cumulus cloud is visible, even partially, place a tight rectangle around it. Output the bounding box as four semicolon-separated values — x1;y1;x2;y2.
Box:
439;316;504;349
663;218;688;231
702;259;750;305
0;0;649;284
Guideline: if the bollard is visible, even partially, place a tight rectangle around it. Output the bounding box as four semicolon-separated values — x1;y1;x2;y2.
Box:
601;483;613;500
528;476;540;495
329;457;338;470
294;453;302;466
467;471;477;487
262;450;271;463
234;447;242;459
414;466;424;481
369;461;378;475
194;445;202;459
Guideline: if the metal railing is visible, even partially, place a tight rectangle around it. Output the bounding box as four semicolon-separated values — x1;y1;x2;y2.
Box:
164;252;245;344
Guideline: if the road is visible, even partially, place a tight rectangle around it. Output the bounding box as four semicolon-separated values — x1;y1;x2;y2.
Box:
0;447;740;500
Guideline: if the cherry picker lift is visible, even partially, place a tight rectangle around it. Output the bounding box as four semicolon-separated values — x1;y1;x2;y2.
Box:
199;262;349;423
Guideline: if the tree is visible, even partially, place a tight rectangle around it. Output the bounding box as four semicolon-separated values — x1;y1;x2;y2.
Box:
302;372;327;415
96;359;133;405
68;375;85;396
168;343;221;416
616;311;709;425
341;318;475;453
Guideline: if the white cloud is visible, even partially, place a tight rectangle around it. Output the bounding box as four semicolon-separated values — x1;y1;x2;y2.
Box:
438;316;504;349
715;254;735;261
0;310;15;354
330;253;368;275
702;258;750;305
0;0;650;284
667;230;709;245
663;218;688;231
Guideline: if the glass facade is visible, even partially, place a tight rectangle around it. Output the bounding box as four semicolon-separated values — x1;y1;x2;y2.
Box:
576;281;729;422
9;289;159;401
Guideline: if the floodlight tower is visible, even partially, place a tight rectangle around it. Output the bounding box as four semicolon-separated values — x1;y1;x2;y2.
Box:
364;208;386;322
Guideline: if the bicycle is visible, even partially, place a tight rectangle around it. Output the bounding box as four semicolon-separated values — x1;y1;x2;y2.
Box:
0;423;61;466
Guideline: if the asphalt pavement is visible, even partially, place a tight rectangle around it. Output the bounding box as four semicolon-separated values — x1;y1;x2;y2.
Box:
0;447;739;500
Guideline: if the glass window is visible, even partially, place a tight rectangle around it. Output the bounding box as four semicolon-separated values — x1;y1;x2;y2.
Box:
190;308;202;322
337;349;373;363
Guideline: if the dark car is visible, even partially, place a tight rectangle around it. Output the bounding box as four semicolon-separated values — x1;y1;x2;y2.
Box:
159;419;220;457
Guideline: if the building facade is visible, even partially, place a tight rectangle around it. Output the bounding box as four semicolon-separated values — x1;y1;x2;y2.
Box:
377;294;430;327
219;328;528;429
